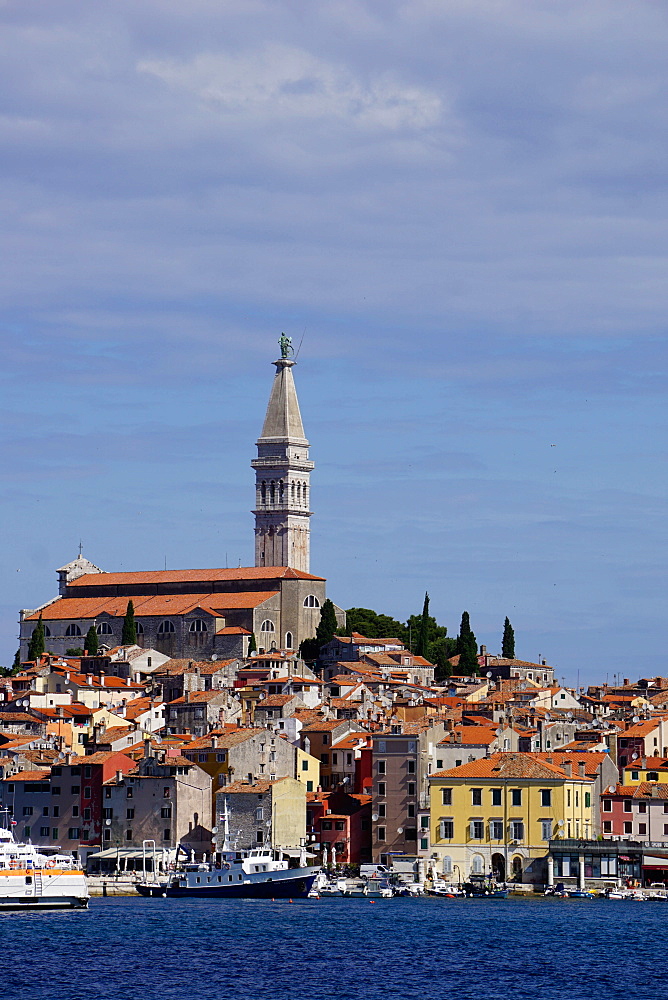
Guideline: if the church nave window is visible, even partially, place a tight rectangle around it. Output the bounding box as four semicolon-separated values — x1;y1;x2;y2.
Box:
260;620;275;633
285;631;293;649
136;622;144;635
43;625;51;637
158;620;176;634
65;624;82;637
303;595;320;608
189;619;208;633
96;622;113;635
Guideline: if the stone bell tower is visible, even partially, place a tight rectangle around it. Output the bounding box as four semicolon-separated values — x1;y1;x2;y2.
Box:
251;337;314;572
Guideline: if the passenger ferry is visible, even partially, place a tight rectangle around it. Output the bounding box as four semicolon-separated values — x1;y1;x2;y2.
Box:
0;823;89;910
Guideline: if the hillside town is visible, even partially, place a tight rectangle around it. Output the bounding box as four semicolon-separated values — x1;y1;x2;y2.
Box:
2;341;663;895
2;630;668;893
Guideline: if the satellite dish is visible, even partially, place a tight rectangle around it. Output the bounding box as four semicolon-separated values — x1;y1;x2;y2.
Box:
397;827;404;834
211;827;218;834
105;819;112;826
211;654;218;661
632;715;640;723
566;712;574;720
486;671;492;678
372;813;379;822
545;713;551;722
632;752;639;760
608;786;616;794
558;819;564;827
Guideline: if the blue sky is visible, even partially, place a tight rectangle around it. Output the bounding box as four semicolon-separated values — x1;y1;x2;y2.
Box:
1;1;666;685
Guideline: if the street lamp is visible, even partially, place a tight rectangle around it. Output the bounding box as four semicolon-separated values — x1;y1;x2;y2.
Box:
453;864;461;887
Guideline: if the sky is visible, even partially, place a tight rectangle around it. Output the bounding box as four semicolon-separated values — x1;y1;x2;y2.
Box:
1;0;666;686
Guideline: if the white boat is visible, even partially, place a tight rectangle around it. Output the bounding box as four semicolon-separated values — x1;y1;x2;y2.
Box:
135;842;319;899
0;825;89;910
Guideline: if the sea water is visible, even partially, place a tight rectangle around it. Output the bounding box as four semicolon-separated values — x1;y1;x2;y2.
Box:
2;895;665;1000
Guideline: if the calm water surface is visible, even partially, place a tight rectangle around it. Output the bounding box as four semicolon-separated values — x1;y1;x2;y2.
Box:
2;895;665;1000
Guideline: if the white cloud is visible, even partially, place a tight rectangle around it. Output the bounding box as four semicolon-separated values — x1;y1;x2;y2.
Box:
138;45;443;131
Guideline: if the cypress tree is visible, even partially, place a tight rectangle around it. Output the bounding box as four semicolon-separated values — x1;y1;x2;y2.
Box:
502;616;515;659
12;648;21;671
456;611;479;674
28;614;45;662
415;592;430;658
315;599;339;647
248;632;257;655
85;625;99;656
121;601;137;646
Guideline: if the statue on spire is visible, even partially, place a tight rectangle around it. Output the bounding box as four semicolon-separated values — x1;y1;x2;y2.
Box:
278;332;294;359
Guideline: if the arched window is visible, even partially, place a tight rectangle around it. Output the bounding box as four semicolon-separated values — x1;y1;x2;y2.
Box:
65;624;82;637
291;482;295;502
296;482;302;504
279;480;285;502
442;856;452;875
96;622;113;635
303;595;320;608
261;481;266;504
158;620;176;634
136;622;144;635
260;620;275;633
43;626;51;638
270;481;275;504
471;854;484;875
285;632;293;649
189;619;207;633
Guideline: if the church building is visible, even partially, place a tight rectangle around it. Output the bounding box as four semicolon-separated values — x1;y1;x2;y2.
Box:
19;342;344;661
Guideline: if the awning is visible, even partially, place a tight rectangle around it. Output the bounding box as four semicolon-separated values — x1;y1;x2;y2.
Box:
642;855;668;868
280;849;317;859
86;848;155;860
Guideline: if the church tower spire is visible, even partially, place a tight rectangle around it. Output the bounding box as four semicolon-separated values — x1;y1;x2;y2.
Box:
252;337;314;572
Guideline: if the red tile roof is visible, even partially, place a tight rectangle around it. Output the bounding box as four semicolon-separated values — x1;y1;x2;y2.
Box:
67;566;324;587
25;592;278;622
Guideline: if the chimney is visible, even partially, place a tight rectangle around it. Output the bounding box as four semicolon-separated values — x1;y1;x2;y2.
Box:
212;736;219;749
545;756;553;764
578;761;586;778
641;756;647;769
185;691;190;704
87;675;93;685
623;678;629;687
564;760;572;777
116;769;123;783
143;738;151;760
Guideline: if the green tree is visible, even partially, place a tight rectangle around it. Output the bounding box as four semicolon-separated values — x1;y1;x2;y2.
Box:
415;592;431;657
66;647;85;656
85;625;99;656
121;601;137;645
248;632;257;655
315;599;339;647
431;636;458;681
502;616;515;659
299;637;320;664
457;611;479;675
13;648;21;671
27;614;45;662
339;607;407;642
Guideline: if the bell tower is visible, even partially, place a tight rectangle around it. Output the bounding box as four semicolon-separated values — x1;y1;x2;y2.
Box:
251;338;314;572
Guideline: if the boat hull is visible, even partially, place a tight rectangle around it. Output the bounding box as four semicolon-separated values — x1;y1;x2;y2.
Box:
136;868;318;900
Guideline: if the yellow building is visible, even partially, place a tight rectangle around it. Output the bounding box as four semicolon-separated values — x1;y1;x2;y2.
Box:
296;746;321;793
428;752;595;884
621;756;668;786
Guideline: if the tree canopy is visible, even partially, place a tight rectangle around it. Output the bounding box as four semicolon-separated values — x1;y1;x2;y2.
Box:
456;610;480;675
121;601;137;646
502;616;515;659
85;625;99;656
27;615;45;662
